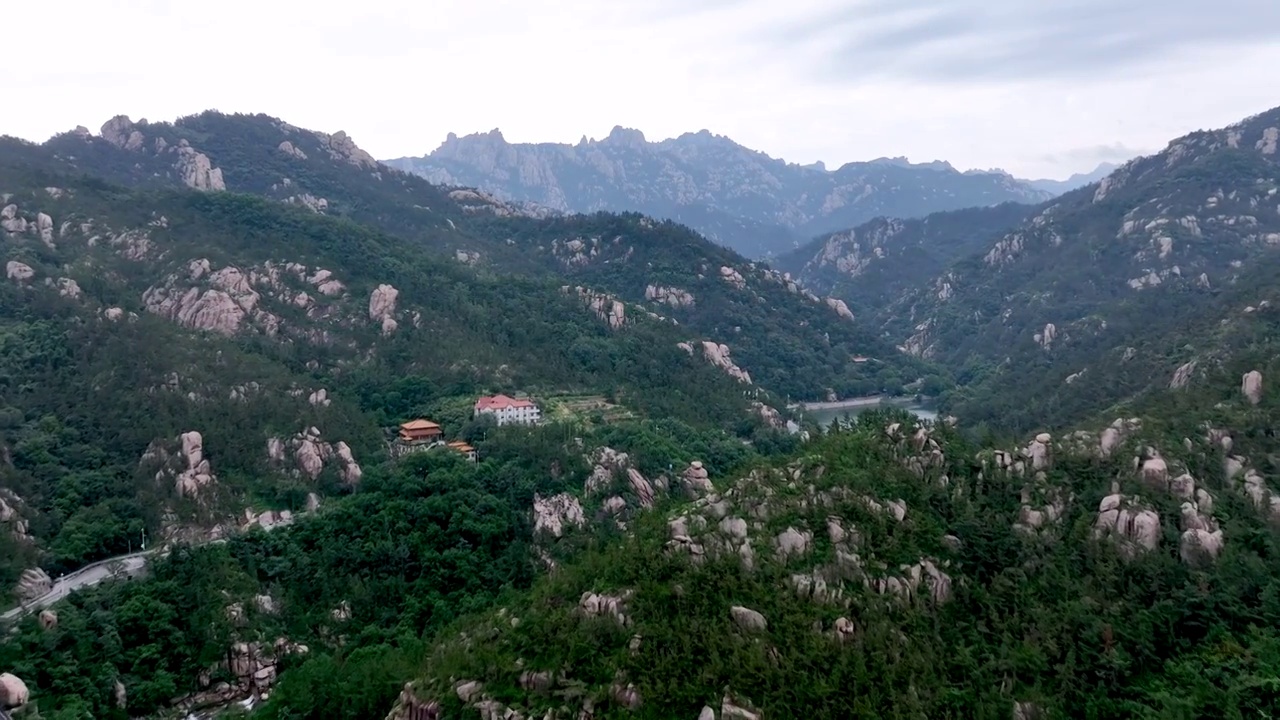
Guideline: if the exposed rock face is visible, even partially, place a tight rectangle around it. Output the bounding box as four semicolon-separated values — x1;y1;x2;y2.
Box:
1170;361;1197;389
368;283;400;335
627;468;656;509
101;115;145;150
16;567;52;601
0;673;29;709
54;277;81;298
1093;494;1161;557
1;205;27;234
36;212;54;247
774;527;812;559
644;284;695;307
175;143;227;191
533;493;585;538
567;286;629;330
730;605;767;631
143;286;247;336
1035;322;1057;350
315;130;377;168
579;590;632;626
277;140;308;160
681;461;715;498
825;297;854;320
697;341;752;384
5;261;33;281
1242;370;1263;405
268;427;363;486
719;266;747;289
38;610;58;630
0;492;29;542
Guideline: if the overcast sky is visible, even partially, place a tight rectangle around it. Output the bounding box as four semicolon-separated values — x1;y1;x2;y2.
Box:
8;0;1278;178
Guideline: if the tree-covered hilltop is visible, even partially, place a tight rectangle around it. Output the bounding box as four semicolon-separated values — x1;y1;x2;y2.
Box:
9;111;936;402
383;367;1279;720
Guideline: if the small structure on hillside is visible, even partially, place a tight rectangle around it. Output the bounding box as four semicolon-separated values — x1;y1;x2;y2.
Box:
446;440;478;462
474;394;542;426
390;419;445;458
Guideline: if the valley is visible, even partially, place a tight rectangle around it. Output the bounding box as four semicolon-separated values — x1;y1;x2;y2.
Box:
0;100;1277;720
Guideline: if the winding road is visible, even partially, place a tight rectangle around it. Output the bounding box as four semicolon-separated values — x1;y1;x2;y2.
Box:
1;551;154;622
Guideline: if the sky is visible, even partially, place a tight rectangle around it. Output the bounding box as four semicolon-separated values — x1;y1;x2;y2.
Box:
7;0;1278;179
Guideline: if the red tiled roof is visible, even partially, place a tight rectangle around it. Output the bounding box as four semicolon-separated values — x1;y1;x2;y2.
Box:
400;419;441;430
474;394;536;411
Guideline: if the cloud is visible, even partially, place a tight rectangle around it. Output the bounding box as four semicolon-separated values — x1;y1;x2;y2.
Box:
762;0;1280;82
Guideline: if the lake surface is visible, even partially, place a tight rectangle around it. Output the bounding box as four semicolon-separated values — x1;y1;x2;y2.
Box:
802;398;938;427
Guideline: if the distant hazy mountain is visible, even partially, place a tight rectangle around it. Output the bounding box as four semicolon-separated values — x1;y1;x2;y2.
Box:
384;128;1053;258
1023;162;1119;195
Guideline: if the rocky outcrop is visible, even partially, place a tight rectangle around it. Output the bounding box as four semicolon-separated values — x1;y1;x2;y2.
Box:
719;266;747;289
101;115;146;150
644;284;695;307
579;590;632;626
533;493;585;538
1093;494;1160;557
1170;361;1197;389
1242;370;1263;405
0;673;29;709
38;609;59;630
314;130;377;168
16;567;52;602
277;140;308;160
1;204;28;234
825;297;854;321
689;341;752;384
5;261;33;281
681;461;715;498
1035;322;1057;350
565;286;629;330
369;284;400;335
0;492;29;542
730;605;767;632
142;430;218;500
175;141;226;191
268;427;363;486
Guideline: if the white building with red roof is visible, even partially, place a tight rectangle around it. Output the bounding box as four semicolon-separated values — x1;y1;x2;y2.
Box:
474;394;542;426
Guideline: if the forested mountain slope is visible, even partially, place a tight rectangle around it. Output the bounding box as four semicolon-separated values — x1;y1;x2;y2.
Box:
772;202;1033;315
384;127;1050;258
382;339;1277;719
834;105;1280;433
10;114;929;402
0;154;815;602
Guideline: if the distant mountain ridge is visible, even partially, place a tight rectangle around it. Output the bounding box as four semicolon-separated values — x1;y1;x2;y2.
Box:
384;127;1054;258
1024;161;1120;195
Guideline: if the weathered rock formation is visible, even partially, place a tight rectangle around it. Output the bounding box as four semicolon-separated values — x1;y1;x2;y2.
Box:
15;568;52;602
141;430;217;499
5;261;33;281
680;341;752;384
0;673;29;709
267;427;363;486
1243;370;1263;405
1093;494;1161;557
644;284;695;308
533;493;585;538
369;283;400;335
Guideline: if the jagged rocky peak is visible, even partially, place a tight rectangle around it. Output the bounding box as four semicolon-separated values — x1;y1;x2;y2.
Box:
603;125;647;147
314;129;376;168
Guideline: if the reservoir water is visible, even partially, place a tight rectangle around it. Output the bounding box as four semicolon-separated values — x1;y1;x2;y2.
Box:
801;397;938;427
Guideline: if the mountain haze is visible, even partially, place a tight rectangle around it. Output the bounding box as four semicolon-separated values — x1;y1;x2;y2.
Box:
384;127;1053;258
